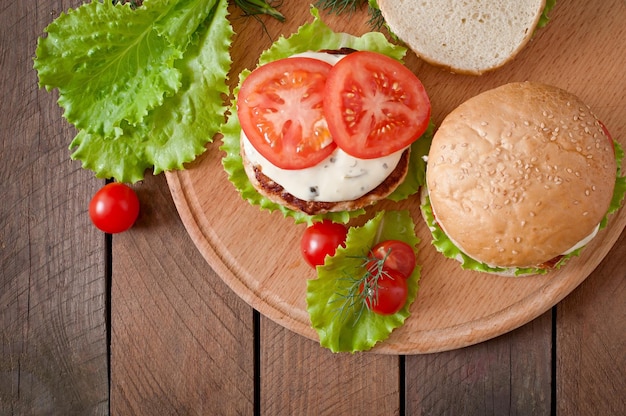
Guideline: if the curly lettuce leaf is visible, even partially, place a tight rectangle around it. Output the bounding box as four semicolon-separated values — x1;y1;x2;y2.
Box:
387;122;434;202
536;0;557;29
601;140;626;228
35;0;231;182
221;7;418;224
35;0;180;137
70;0;233;182
306;210;421;353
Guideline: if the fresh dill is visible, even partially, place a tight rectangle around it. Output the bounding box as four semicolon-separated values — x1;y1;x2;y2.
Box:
315;0;385;30
331;252;392;326
314;0;366;15
234;0;286;22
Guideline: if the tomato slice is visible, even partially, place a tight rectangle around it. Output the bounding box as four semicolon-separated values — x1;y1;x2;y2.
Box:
237;57;337;170
323;51;431;159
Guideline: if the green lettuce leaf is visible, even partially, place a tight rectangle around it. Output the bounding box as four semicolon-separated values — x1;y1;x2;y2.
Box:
34;0;232;182
221;7;421;224
601;140;626;228
387;122;434;202
422;139;626;275
536;0;557;29
306;210;421;353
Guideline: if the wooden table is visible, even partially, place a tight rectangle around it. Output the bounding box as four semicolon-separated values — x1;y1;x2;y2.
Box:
2;1;625;414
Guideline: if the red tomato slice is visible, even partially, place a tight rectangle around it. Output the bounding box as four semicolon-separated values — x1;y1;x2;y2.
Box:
323;51;431;159
237;57;337;170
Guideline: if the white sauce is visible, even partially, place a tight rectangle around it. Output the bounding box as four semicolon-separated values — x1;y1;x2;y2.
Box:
562;225;599;255
241;51;406;203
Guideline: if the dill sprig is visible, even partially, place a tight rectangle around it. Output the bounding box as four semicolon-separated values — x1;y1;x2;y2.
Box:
314;0;367;15
234;0;286;22
367;5;384;30
315;0;385;30
331;252;392;325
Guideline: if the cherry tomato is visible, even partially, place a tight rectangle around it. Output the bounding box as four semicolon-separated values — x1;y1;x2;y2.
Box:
300;220;348;268
360;268;408;315
89;182;140;234
369;240;416;278
237;57;337;170
323;51;431;159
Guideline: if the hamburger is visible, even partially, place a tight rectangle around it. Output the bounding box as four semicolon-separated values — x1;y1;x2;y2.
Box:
422;81;624;275
376;0;556;75
223;10;433;222
238;49;429;216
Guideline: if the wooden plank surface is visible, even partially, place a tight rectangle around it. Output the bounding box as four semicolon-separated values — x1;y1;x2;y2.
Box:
557;230;626;416
110;174;256;415
2;0;625;415
0;1;108;414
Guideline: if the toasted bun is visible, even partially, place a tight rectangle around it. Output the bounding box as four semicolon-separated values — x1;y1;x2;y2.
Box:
426;82;616;268
377;0;546;75
241;138;411;215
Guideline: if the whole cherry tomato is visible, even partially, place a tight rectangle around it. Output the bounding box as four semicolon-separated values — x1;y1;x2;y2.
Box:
89;182;140;234
360;267;408;315
369;240;416;278
301;220;348;268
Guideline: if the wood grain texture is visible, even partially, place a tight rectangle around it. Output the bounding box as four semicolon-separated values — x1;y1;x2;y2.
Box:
0;1;108;414
111;174;255;415
167;0;626;354
260;318;400;415
405;312;552;415
557;229;626;416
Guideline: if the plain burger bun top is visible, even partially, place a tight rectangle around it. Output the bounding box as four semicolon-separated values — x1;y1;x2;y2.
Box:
426;82;616;268
377;0;546;75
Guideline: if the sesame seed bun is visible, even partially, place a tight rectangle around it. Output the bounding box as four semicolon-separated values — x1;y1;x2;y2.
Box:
425;82;616;269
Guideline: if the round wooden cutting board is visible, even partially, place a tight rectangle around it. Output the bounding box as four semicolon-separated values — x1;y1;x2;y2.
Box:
165;1;626;354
